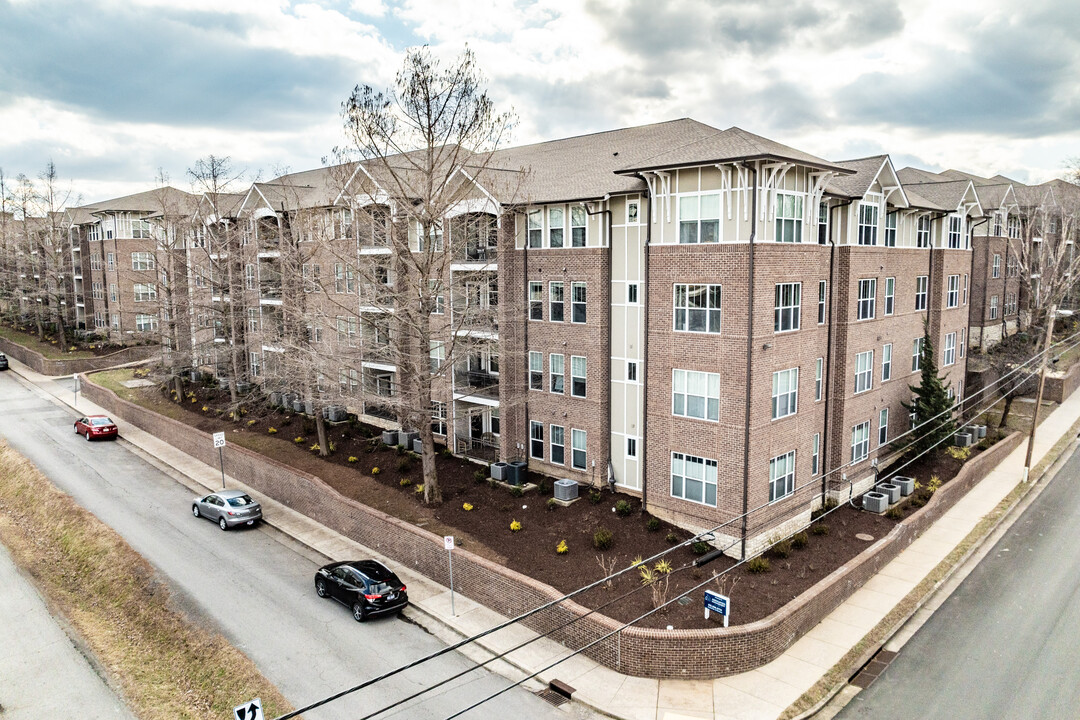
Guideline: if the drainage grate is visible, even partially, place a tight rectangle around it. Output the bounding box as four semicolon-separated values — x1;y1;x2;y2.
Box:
536;688;571;707
850;649;897;689
677;596;693;606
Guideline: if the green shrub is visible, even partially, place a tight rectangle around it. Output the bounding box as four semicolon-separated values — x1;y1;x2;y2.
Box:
396;444;406;456
769;538;792;559
811;498;838;521
791;532;809;550
645;517;661;532
588;489;602;504
665;531;679;544
538;479;551;496
691;540;711;555
508;485;524;498
593;527;614;550
811;523;829;536
473;469;488;482
396;458;412;473
546;497;558;511
747;556;771;573
614;499;633;517
885;506;905;520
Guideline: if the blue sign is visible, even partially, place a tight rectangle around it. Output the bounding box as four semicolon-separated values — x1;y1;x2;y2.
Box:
704;590;730;626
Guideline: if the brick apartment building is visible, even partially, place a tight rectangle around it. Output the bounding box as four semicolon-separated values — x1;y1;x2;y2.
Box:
41;118;1078;557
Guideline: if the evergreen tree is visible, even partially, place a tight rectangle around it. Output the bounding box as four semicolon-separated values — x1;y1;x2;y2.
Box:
901;321;956;456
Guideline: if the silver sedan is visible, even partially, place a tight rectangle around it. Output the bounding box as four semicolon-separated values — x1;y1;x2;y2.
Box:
192;490;263;530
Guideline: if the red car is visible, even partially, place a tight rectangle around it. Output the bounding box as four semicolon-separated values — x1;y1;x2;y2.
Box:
74;415;118;441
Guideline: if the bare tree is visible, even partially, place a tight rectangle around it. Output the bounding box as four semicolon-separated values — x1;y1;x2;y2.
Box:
340;46;517;504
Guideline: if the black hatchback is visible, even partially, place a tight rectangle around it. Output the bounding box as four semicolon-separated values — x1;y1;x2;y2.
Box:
0;352;7;370
314;560;408;621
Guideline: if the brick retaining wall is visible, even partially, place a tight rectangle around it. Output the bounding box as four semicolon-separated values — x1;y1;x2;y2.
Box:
0;337;156;376
1044;361;1080;404
80;373;1024;678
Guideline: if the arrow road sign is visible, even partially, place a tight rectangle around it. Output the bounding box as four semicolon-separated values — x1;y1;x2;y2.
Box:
233;697;263;720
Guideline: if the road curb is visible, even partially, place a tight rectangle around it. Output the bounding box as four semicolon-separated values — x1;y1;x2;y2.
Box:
792;421;1080;720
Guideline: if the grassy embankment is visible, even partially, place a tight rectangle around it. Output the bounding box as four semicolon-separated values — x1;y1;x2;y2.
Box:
0;324;96;359
0;441;295;720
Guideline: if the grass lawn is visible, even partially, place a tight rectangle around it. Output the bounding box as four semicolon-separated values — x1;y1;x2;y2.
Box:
0;324;97;360
0;441;293;720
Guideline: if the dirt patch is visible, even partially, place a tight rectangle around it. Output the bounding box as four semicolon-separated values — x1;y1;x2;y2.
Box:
113;374;1011;630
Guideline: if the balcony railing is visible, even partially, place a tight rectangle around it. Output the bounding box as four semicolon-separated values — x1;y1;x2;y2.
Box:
458;435;499;462
454;245;498;263
364;402;396;422
451;303;498;331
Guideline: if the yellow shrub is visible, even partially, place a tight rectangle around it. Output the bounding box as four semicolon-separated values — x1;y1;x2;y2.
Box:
556;540;568;554
510;519;522;532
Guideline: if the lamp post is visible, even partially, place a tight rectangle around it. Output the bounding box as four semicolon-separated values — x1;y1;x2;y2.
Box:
1022;304;1056;483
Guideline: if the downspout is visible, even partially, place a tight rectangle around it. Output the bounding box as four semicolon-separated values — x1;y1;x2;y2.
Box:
640;182;653;510
821;197;854;502
740;164;758;560
1002;229;1012;339
586;197;613;491
521;210;529;463
968;216;989;347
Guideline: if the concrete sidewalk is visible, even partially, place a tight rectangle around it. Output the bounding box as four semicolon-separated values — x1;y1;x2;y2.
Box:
10;358;1080;720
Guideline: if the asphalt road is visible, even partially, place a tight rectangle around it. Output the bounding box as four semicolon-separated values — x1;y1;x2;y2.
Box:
0;371;580;720
838;442;1080;720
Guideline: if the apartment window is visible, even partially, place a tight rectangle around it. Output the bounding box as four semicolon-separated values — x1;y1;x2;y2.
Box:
912;337;924;372
111;314;120;329
109;283;118;302
774;282;801;332
627;437;637;458
815;357;824;401
769;450;796;502
570;355;587;397
627;283;639;304
884;277;895;316
673;284;722;333
775;192;803;243
430;401;447;436
884;212;897;247
133;283;157;302
490;408;500;435
429;280;444;314
550;353;564;393
818;280;827;324
817;201;830;244
135;313;158;332
571;205;587;247
245;264;256;290
943;332;956;366
528;210;542;248
627;361;638;382
548;206;564;248
131;218;152;239
947;275;960;308
672;368;720;421
90;253;102;270
854;350;874;393
882;343;893;382
429;341;445;373
811;433;820;475
131;252;154;271
91;282;103;300
914;216;930;248
857;279;876;320
302;264;321;293
771;368;799;420
851;421;870;463
671;451;717;506
529;351;542;390
1007;255;1019;278
334;263;346;293
959;328;966;359
550;425;565;465
108;252;116;270
963;274;969;305
336;316;358;346
858;202;879;245
627;200;640;224
1005;293;1017;316
549;281;564;322
992;254;1001;278
530;421;544;460
878;408;889;446
993;213;1003;236
948;216;963;249
249;351;261;378
529;282;543;320
1008;216;1020;239
571;282;587;323
247;308;258;333
915;275;928;311
571;429;587;469
679;193;720;244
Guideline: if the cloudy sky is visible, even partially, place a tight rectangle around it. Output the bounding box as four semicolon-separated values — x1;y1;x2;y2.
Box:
2;0;1079;206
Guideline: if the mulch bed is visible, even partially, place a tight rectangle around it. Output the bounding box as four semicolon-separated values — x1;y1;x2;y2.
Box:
116;376;1001;630
2;322;126;357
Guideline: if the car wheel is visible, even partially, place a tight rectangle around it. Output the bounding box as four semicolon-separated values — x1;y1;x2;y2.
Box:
316;579;327;598
218;516;228;531
73;424;79;434
352;602;367;623
192;504;200;518
85;430;90;441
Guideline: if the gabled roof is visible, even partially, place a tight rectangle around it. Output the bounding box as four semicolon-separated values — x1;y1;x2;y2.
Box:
616;124;851;176
903;186;947;211
825;155;908;207
83;186;198;216
896;170;982;215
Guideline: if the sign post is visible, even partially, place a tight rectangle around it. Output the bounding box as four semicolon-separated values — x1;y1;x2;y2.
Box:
213;432;226;489
704;590;730;627
233;697;263;720
444;535;456;616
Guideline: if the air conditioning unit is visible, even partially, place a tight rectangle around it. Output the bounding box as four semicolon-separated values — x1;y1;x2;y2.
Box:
325;406;347;422
863;491;888;513
399;430;419;447
875;482;901;504
490;462;509;481
382;430;398;446
954;432;973;447
893;476;916;496
268;392;281;407
554;479;579;501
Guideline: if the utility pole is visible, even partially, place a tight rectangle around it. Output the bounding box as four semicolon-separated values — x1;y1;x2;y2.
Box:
1023;304;1056;483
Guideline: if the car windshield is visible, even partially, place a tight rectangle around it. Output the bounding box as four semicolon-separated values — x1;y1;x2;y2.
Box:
90;418;113;426
368;581;394;594
227;495;255;507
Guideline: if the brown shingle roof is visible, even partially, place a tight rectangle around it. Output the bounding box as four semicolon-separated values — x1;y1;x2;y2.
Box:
824;155;890;198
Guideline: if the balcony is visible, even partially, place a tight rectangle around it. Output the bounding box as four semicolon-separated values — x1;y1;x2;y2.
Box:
457;434;499;462
452;303;498;333
454;369;499;400
453;244;498;263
